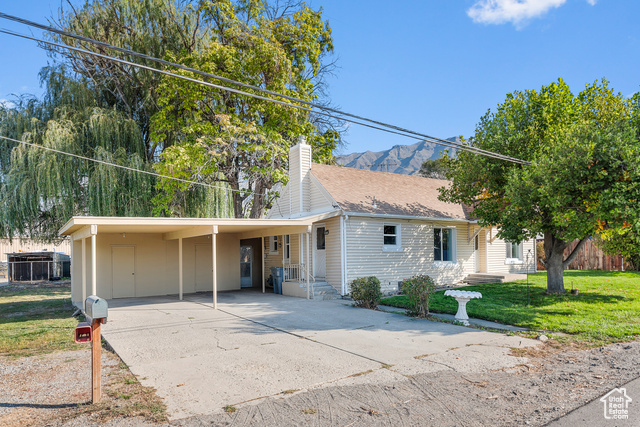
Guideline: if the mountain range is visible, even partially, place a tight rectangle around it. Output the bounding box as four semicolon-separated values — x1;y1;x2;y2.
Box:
335;137;460;175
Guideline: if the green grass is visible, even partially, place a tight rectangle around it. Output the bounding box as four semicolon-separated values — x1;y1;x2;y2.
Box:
0;283;83;357
382;270;640;344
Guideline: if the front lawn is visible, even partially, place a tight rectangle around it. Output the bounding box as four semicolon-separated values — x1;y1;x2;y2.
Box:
0;283;83;357
382;270;640;344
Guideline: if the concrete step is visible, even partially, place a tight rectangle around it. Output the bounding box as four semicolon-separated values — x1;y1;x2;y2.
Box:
463;273;529;285
463;273;507;284
288;281;339;300
312;283;338;300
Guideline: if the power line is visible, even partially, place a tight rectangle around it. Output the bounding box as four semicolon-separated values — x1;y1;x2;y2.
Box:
0;134;239;194
0;12;530;165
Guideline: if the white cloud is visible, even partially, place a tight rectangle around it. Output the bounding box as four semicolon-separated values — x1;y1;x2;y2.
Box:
0;99;16;109
467;0;596;27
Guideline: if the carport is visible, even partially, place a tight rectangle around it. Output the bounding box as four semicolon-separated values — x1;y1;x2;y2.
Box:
58;215;337;309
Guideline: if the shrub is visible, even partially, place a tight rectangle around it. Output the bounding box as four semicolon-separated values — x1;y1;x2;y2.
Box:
401;274;437;317
350;276;382;309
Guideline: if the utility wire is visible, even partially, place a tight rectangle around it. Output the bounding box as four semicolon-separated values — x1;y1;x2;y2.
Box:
0;12;530;165
0;134;241;194
0;29;485;161
0;28;510;163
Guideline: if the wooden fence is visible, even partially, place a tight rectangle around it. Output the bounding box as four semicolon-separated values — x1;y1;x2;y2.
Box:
537;239;630;271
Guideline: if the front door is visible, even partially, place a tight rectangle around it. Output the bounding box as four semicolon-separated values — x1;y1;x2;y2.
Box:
240;245;252;288
474;235;480;273
112;246;135;298
313;225;326;278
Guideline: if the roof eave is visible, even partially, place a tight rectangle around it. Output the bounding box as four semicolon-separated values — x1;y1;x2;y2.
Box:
342;211;472;223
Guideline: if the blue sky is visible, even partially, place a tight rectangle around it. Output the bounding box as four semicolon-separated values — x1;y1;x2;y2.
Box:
0;0;639;155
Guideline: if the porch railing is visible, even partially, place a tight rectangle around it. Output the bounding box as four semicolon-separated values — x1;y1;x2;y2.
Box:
283;263;314;283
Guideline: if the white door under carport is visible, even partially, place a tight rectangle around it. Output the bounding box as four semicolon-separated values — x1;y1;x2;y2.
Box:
111;245;135;298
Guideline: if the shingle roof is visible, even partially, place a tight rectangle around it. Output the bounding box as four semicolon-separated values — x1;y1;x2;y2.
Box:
311;163;470;220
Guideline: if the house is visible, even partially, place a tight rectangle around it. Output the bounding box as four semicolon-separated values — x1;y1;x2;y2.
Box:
59;139;536;308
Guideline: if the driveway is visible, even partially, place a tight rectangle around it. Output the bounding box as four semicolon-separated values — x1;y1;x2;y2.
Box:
101;291;538;420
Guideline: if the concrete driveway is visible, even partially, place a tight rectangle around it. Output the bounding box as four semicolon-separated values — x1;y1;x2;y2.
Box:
101;291;538;420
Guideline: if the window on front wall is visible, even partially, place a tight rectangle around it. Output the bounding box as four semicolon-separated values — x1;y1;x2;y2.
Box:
269;236;279;255
506;242;521;259
434;228;455;262
284;235;291;261
383;224;401;250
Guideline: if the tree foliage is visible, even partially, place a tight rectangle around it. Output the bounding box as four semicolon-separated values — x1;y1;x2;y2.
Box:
440;79;640;292
418;158;448;180
0;67;156;241
49;0;208;160
151;0;340;218
0;0;235;241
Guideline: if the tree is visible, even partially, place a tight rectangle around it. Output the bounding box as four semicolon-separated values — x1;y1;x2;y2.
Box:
440;79;640;293
151;0;340;218
0;0;233;241
49;0;208;160
0;66;157;241
419;158;448;179
596;229;640;271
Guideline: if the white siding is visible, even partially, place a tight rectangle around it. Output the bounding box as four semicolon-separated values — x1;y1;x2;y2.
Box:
321;217;342;293
309;178;334;213
289;146;301;214
267;186;291;219
485;227;537;274
478;229;487;273
345;217;475;294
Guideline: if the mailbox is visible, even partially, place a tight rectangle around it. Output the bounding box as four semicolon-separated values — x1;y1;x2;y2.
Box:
85;295;108;322
74;322;92;343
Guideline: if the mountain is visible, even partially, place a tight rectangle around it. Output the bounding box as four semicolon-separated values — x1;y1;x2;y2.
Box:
335;137;460;175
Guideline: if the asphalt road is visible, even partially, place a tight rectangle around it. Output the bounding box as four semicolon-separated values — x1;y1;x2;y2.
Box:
547;375;640;427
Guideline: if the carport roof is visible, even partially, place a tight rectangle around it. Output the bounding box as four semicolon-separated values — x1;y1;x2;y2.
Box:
59;212;340;240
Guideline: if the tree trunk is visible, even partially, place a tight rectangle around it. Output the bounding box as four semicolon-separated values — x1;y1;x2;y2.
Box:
543;231;568;294
546;248;566;293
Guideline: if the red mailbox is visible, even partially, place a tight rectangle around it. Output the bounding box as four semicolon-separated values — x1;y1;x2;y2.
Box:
74;322;92;344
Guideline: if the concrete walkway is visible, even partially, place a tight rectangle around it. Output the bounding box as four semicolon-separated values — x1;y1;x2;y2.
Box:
101;291;539;420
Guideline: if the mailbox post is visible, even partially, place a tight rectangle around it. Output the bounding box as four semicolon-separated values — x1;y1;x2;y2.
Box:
85;296;108;404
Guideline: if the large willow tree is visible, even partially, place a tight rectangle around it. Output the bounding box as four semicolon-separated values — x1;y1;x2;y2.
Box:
0;0;234;241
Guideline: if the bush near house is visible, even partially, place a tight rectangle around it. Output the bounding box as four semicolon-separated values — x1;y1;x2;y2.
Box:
400;274;437;317
350;276;382;309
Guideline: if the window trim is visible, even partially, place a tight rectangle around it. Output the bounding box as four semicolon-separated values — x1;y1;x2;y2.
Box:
433;227;457;263
269;236;279;255
284;234;291;261
505;241;524;264
382;223;402;252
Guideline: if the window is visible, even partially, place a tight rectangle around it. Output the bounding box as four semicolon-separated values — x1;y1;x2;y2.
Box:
383;224;401;251
434;228;455;262
316;227;326;250
284;235;291;261
269;236;279;255
506;242;521;260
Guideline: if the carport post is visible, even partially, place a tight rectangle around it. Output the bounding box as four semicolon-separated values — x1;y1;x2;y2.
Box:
212;226;218;309
306;231;310;300
261;236;265;293
90;226;97;296
178;237;183;300
82;238;87;302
